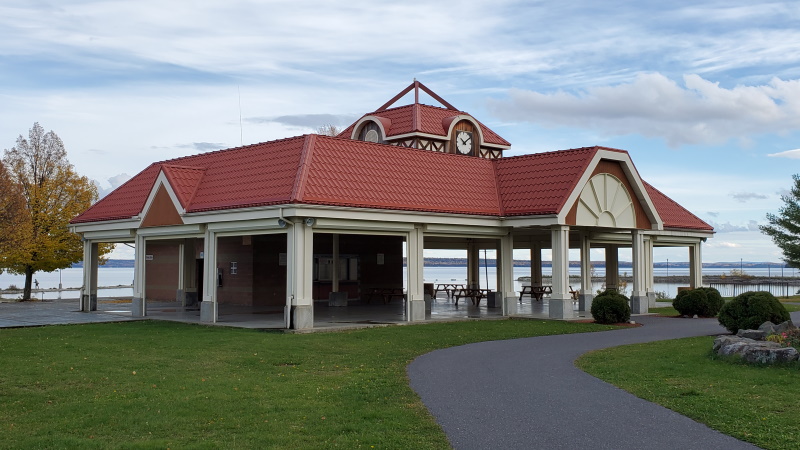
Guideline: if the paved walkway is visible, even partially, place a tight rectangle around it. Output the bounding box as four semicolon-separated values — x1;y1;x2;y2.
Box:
0;298;138;328
409;311;799;450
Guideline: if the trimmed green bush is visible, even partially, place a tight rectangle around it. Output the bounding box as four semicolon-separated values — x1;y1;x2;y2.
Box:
591;290;631;324
717;291;790;334
672;287;724;317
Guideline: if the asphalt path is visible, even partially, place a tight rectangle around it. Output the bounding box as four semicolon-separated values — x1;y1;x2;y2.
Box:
408;311;800;450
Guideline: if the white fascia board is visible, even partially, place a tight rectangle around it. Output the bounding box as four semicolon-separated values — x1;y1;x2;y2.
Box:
651;232;712;244
136;224;203;237
207;218;283;233
69;218;140;234
501;215;561;228
313;218;414;233
423;223;508;237
184;204;503;228
81;229;136;242
140;171;186;220
556;150;664;230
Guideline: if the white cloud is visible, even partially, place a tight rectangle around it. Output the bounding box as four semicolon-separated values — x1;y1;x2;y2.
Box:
708;220;761;233
487;73;800;147
730;192;769;203
767;149;800;158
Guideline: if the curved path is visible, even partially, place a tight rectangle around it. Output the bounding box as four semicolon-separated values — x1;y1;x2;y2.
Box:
408;312;800;449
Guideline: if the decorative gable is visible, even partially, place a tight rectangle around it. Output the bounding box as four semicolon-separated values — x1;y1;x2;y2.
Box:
140;184;184;227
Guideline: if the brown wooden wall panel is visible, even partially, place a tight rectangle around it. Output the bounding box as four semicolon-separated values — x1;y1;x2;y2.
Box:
141;186;183;227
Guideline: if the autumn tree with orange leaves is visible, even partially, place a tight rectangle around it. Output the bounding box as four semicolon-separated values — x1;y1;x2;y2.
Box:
2;123;112;301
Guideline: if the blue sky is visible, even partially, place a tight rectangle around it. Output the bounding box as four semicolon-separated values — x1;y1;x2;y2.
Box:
2;0;799;263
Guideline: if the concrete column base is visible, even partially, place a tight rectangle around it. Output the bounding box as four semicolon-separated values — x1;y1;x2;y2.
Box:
549;297;574;319
631;295;649;314
176;289;185;304
328;292;347;307
200;301;218;323
408;299;426;322
503;296;518;316
579;293;594;312
81;294;98;312
647;291;657;307
131;297;145;317
291;304;314;329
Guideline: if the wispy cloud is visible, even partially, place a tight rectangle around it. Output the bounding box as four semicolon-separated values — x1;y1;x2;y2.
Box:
730;192;769;203
708;220;761;233
246;114;356;129
177;142;226;152
487;73;800;147
767;149;800;158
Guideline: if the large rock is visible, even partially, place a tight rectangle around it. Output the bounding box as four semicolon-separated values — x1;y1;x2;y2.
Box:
713;335;799;365
737;329;767;340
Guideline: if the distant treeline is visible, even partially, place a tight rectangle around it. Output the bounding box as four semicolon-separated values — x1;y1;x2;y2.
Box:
74;258;792;269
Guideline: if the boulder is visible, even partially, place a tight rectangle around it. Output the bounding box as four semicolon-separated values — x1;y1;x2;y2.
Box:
737;329;767;340
713;335;799;365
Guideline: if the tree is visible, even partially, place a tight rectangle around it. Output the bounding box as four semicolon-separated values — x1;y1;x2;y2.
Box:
760;174;800;268
316;124;342;136
0;161;30;272
2;123;112;300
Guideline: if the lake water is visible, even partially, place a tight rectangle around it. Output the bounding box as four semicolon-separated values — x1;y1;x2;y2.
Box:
2;266;797;300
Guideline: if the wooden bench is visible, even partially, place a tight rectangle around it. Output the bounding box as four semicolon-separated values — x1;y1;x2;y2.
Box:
519;285;552;302
453;288;493;306
434;283;465;299
366;288;405;304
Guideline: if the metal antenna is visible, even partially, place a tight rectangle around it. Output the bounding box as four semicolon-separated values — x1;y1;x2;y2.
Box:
238;85;243;146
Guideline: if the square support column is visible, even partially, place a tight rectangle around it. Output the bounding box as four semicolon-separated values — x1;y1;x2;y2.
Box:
406;226;425;322
201;228;219;323
530;242;543;287
81;240;99;312
605;245;619;291
549;225;573;319
467;239;479;289
689;242;703;288
286;220;314;329
630;229;648;314
132;233;146;317
499;231;517;315
644;237;656;306
578;233;593;312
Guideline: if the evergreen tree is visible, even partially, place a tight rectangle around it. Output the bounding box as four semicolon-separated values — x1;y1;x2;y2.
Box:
760;174;800;268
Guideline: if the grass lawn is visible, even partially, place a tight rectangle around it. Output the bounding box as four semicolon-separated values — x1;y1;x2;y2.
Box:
577;337;800;450
0;319;618;448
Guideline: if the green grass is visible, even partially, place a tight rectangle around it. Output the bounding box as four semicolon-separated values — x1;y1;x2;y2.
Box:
577;337;800;450
0;319;618;449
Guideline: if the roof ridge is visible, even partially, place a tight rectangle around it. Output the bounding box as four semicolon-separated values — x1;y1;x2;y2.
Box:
152;135;308;166
291;134;317;202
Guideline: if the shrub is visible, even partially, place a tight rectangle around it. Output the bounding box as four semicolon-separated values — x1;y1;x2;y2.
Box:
672;287;724;317
591;290;631;324
717;291;790;334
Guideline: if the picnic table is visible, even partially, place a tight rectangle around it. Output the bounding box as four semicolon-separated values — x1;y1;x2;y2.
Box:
434;283;465;299
519;285;552;302
453;288;493;306
366;287;405;304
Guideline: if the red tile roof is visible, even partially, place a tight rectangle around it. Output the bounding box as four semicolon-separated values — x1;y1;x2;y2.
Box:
340;103;510;146
643;181;713;231
496;147;597;216
71;137;712;235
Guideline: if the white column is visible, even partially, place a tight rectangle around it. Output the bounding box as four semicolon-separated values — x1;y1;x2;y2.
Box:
201;228;219;323
630;229;648;314
605;245;619;291
578;233;593;312
286;220;314;329
407;226;425;321
644;237;655;306
81;240;99;312
689;242;703;288
132;233;146;317
530;242;543;287
549;225;573;319
499;231;517;315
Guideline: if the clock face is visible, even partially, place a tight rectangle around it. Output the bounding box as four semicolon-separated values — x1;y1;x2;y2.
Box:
456;131;473;155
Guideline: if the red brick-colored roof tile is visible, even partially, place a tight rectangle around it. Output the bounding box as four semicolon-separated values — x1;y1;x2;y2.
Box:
71;164;161;223
303;136;500;215
161;165;205;209
496;147;598;216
